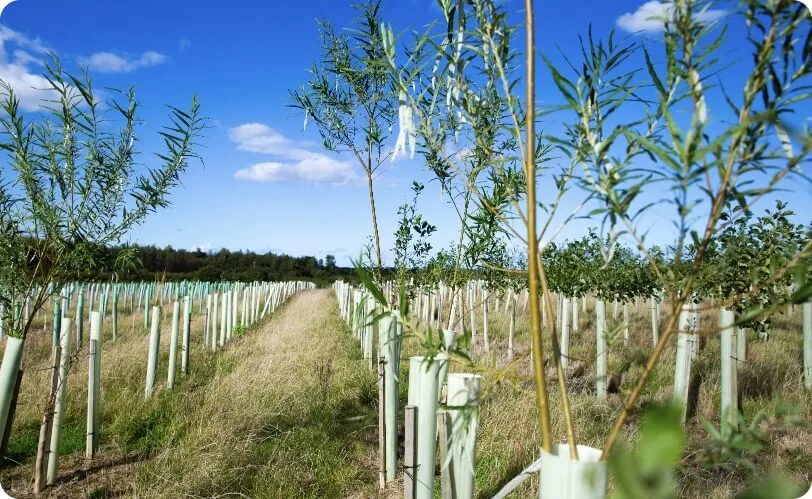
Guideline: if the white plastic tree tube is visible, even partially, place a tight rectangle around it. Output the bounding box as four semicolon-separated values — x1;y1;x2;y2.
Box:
225;288;233;341
561;297;571;371
539;444;607;499
112;285;119;342
720;308;738;428
437;284;445;330
211;291;219;351
439;332;454;405
220;291;227;347
167;300;180;390
240;287;247;327
623;302;630;345
76;289;84;347
442;328;455;352
737;326;747;363
364;298;375;369
446;373;482;499
181;296;191;375
482;292;490;352
351;292;359;339
0;335;25;449
143;286;152;330
47;320;72;485
204;293;212;346
254;283;260;323
650;296;659;346
230;288;238;338
382;312;402;482
407;356;422;407
99;285;108;320
508;293;516;361
86;311;102;459
145;306;161;399
673;302;699;421
596;300;607;400
803;299;811;390
468;285;477;352
409;355;446;499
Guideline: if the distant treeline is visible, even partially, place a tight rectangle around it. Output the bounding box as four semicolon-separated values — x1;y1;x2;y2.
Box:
83;244;387;286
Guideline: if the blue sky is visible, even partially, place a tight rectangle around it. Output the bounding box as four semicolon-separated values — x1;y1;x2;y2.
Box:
0;0;809;266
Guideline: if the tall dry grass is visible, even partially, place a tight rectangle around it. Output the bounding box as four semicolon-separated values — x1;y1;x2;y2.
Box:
427;295;812;498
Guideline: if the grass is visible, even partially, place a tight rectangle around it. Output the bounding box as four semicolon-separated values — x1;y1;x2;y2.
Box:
405;293;811;498
130;289;379;498
1;289;382;498
0;289;808;498
0;298;242;496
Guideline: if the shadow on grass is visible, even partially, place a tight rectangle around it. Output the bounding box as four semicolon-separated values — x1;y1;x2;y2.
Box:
52;451;149;486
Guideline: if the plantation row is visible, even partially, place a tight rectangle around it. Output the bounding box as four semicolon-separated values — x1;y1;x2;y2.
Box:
334;277;812;498
0;279;312;493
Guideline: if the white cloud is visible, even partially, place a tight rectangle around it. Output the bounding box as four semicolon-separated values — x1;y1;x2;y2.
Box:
0;25;48;56
178;37;191;53
12;49;42;66
195;242;213;252
235;157;357;185
78;51;167;73
229;123;293;155
617;1;725;34
0;26;56;111
230;122;358;185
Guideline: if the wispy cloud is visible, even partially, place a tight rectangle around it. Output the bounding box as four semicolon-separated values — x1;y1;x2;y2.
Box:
178;37;191;53
0;25;57;111
617;1;725;34
78;51;167;73
230;123;358;185
0;25;48;55
12;49;43;66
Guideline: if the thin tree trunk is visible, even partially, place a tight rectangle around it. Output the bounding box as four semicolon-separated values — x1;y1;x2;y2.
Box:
365;169;383;275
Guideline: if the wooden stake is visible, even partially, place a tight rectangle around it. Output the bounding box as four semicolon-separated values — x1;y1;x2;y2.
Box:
404;405;416;499
378;359;386;491
438;410;453;498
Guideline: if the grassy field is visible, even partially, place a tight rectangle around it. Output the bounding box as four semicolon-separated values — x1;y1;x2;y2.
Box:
439;296;812;498
1;289;809;498
0;290;379;498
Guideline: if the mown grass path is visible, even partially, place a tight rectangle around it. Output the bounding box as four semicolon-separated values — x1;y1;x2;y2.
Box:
131;288;380;498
